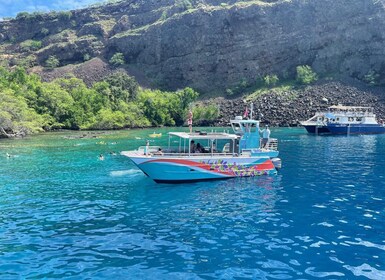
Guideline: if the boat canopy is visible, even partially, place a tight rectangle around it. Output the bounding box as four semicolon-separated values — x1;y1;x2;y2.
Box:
168;132;238;141
329;105;373;112
167;132;238;156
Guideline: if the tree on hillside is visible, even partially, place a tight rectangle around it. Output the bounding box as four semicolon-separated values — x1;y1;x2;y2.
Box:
264;74;279;87
109;52;125;66
173;87;199;125
45;55;60;69
36;82;75;128
296;65;318;85
103;72;139;103
0;90;45;138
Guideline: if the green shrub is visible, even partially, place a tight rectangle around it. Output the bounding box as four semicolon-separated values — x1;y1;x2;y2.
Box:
47;11;58;19
58;11;72;20
263;74;279;87
363;70;379;86
15;55;37;68
83;54;91;61
20;40;42;51
239;78;248;89
225;88;233;96
45;55;60;69
16;12;30;20
160;10;168;21
109;52;125;66
296;65;318;85
176;0;193;10
192;104;219;123
41;28;49;36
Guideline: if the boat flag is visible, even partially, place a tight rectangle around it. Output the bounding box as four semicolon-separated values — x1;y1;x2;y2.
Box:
243;106;249;118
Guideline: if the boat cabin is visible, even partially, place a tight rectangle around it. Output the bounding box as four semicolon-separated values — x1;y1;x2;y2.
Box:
322;105;377;125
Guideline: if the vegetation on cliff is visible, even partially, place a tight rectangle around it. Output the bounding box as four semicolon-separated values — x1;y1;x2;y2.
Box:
0;67;204;138
2;0;382;95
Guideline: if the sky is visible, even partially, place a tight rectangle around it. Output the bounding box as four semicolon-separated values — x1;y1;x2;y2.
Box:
0;0;107;19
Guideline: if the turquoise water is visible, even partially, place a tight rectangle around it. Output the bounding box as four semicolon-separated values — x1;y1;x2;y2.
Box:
1;128;385;279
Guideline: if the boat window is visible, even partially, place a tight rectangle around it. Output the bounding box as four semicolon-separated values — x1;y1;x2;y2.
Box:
232;123;241;132
242;123;257;133
250;123;257;133
336;118;339;121
356;117;362;122
242;123;250;133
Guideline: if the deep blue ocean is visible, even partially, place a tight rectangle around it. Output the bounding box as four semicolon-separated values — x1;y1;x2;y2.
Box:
1;127;384;279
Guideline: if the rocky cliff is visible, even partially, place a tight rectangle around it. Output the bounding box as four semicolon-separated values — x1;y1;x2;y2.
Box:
210;80;385;127
1;0;385;94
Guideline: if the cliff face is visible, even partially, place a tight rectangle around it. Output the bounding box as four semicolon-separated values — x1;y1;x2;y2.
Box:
1;0;385;93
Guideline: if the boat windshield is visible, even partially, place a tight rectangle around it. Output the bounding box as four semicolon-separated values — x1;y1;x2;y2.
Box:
230;119;259;134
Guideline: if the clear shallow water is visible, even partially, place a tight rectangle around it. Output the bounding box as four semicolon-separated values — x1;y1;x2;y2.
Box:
1;128;385;279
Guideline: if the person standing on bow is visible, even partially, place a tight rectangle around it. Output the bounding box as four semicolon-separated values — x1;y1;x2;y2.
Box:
187;109;193;133
259;125;271;148
144;140;150;155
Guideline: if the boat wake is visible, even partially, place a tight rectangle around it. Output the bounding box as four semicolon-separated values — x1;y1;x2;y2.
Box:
110;169;143;177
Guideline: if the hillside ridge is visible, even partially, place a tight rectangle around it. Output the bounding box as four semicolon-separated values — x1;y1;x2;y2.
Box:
1;0;385;94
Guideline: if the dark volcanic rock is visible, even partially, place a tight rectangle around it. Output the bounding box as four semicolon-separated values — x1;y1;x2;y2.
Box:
205;81;385;127
109;0;385;93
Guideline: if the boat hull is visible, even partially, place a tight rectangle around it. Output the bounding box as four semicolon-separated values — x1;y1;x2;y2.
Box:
326;123;385;134
121;152;277;183
302;124;330;134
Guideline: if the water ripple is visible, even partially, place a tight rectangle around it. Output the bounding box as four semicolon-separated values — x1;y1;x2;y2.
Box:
1;130;385;279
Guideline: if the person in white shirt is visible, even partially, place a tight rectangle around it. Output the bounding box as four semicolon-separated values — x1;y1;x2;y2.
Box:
260;125;271;148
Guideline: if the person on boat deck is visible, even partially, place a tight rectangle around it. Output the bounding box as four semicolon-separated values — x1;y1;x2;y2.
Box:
153;148;163;155
187;109;193;133
259;125;271;148
190;140;196;153
144;140;150;155
196;143;206;153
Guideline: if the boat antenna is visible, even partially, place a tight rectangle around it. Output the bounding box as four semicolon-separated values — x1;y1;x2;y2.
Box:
250;103;254;120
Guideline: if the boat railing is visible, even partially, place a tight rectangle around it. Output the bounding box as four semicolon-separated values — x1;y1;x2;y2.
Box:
313;111;375;118
138;145;162;153
154;152;239;157
264;138;278;150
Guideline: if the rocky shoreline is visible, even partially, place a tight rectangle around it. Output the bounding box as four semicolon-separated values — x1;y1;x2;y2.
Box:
208;81;385;127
